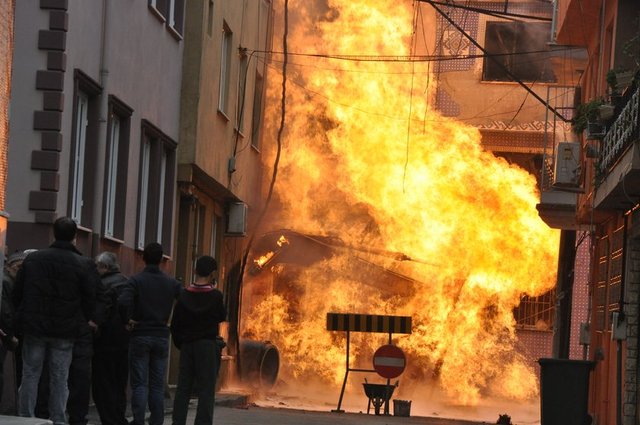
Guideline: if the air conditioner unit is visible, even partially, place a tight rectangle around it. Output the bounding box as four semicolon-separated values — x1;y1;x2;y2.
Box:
227;202;247;236
553;142;580;187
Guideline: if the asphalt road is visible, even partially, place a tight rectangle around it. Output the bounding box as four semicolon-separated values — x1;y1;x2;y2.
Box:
207;405;489;425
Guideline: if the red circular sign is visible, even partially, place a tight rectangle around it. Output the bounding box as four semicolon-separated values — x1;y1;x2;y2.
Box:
373;344;406;379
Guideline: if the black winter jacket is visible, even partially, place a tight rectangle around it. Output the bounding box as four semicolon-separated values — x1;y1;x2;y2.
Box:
0;271;16;340
94;271;129;351
118;265;181;338
170;283;226;349
13;241;98;339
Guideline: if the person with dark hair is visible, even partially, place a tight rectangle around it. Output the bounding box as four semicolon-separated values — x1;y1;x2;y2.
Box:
53;216;78;242
171;256;227;425
118;243;181;425
92;252;129;425
0;250;34;413
13;217;99;425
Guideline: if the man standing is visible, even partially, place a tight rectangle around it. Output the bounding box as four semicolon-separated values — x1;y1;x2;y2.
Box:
92;251;129;425
119;243;181;425
171;255;227;425
13;217;97;425
0;250;32;412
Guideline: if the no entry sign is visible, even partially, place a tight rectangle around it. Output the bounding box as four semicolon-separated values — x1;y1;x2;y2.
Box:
373;344;406;379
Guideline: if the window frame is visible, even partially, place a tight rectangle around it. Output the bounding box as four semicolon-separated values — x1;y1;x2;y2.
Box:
148;0;168;22
482;21;556;83
103;96;132;241
71;92;88;224
136;120;177;252
207;0;214;37
251;70;265;150
69;70;101;229
218;22;233;117
235;52;249;134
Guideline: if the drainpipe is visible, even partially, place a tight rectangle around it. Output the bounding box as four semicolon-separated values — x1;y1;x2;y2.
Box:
92;0;110;259
597;0;606;96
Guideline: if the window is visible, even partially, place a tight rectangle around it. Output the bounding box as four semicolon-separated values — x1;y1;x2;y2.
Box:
483;22;556;83
210;212;222;262
251;71;264;149
168;0;185;36
148;0;168;21
103;97;132;240
236;52;248;132
207;0;214;37
69;71;101;227
71;92;88;224
513;291;555;331
137;121;177;251
148;0;184;37
593;225;624;332
137;140;151;249
219;22;233;116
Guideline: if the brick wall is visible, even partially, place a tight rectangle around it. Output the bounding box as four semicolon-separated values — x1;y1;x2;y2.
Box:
0;0;14;212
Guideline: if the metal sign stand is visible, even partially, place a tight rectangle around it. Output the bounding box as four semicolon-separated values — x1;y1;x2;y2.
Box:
326;312;412;415
332;330;393;414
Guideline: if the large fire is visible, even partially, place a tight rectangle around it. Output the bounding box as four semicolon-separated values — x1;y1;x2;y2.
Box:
241;0;559;415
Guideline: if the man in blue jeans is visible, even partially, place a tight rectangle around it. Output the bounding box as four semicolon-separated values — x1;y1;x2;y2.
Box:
12;217;98;425
118;243;181;425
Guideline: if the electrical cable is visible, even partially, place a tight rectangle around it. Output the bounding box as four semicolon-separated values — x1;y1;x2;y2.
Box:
403;1;419;193
236;0;289;349
264;58;574;125
415;0;553;22
252;47;581;64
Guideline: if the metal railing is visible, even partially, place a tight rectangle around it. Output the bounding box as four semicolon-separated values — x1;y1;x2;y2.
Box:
539;85;577;193
599;87;640;172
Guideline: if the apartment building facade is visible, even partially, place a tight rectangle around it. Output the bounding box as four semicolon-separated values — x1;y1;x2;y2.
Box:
7;0;184;272
550;0;640;424
171;0;273;384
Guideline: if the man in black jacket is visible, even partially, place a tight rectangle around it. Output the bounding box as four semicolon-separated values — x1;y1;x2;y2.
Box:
118;243;181;425
92;251;129;425
0;249;33;412
13;217;97;425
171;255;226;425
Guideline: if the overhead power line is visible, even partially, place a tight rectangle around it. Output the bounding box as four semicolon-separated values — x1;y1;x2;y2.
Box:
253;46;583;64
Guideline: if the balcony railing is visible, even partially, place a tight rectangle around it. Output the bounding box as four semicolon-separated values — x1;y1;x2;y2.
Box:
598;87;640;174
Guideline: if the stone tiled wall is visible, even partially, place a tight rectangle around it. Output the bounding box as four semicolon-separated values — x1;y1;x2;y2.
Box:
0;0;14;212
28;0;69;224
623;220;640;425
570;233;590;360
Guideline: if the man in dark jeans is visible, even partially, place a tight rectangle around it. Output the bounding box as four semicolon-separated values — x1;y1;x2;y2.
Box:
170;256;226;425
119;243;181;425
13;217;97;425
92;252;129;425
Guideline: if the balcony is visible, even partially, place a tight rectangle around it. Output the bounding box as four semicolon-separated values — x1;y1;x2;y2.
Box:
535;87;585;230
593;87;640;211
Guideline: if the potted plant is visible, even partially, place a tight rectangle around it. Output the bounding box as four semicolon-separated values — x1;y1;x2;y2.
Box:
572;98;606;137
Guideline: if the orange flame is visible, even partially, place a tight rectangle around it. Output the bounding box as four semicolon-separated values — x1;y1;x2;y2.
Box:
243;0;559;411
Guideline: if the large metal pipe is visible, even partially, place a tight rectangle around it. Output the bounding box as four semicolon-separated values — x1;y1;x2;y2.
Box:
239;339;280;389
